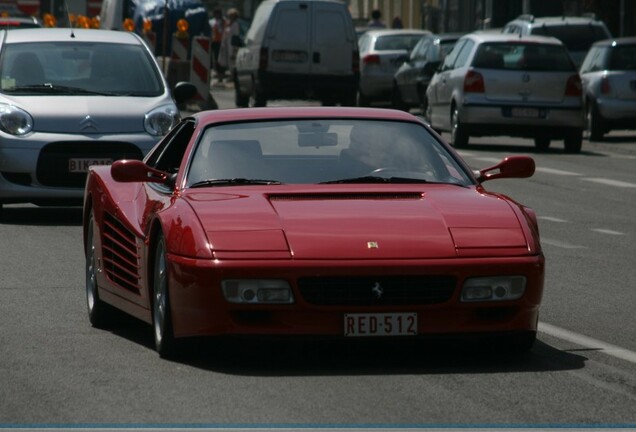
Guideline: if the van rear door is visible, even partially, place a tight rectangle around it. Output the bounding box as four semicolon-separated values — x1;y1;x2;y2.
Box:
311;2;356;76
266;1;311;75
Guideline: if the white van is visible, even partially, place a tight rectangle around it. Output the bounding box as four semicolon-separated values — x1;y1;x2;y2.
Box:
234;0;359;107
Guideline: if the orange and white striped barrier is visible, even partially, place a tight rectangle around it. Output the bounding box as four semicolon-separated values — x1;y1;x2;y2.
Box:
171;34;189;61
190;36;212;105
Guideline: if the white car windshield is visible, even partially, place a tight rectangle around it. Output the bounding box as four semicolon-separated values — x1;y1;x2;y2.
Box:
0;42;164;96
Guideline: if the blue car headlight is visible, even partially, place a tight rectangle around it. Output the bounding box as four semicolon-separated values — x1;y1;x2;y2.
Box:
0;104;33;135
144;104;179;136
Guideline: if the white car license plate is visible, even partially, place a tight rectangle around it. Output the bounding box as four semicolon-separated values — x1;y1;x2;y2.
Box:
344;313;417;337
69;158;113;173
511;107;540;118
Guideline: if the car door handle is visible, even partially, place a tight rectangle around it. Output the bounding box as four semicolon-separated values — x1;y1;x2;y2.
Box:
313;52;320;63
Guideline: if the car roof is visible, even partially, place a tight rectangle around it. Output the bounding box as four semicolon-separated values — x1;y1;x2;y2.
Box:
591;36;636;47
2;28;144;44
191;106;424;125
463;31;565;46
364;29;431;37
511;15;607;27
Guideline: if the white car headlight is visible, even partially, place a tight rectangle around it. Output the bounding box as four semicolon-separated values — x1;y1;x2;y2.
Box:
222;279;294;304
0;104;33;135
461;276;526;302
144;104;179;136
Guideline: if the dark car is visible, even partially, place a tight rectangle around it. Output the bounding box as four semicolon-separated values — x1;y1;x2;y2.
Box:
392;33;463;113
580;37;636;141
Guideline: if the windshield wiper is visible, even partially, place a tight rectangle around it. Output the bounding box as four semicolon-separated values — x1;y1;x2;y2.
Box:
8;84;113;96
190;178;283;188
320;176;432;184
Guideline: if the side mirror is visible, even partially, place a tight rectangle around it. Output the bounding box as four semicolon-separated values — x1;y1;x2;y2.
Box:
477;156;535;182
172;81;197;105
422;60;441;76
111;160;168;183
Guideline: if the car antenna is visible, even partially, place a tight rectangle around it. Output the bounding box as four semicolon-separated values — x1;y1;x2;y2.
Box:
63;0;76;38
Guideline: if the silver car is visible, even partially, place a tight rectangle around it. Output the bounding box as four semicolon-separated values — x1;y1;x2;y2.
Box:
579;37;636;141
0;28;194;212
426;32;585;153
357;29;430;106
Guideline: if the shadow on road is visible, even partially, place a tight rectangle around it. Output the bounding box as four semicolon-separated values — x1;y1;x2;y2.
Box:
0;205;83;226
104;313;587;376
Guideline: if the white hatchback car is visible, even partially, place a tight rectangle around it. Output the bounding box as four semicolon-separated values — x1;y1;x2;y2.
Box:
426;32;585;153
0;28;195;213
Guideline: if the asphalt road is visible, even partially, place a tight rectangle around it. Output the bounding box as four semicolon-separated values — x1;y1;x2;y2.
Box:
1;88;636;428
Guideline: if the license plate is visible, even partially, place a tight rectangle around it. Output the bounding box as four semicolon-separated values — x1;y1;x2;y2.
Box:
69;158;113;173
511;107;540;118
272;50;307;63
344;313;417;337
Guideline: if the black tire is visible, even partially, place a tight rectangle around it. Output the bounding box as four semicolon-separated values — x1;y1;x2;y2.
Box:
85;210;116;328
357;90;370;107
587;102;605;141
233;69;249;108
450;106;468;148
251;78;267;107
152;233;177;358
564;131;583;154
391;84;409;111
534;136;551;152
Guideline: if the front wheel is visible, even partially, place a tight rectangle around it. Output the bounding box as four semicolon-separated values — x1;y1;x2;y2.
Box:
153;234;177;358
85;210;115;328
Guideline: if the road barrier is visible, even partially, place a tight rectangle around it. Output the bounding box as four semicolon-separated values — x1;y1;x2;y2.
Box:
190;36;216;109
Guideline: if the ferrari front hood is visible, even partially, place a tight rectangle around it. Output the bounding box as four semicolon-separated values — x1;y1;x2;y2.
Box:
184;186;529;259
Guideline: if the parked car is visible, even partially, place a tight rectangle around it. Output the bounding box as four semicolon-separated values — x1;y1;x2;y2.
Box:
426;32;585;153
579;37;636;141
358;28;430;106
0;16;42;29
501;14;611;68
234;0;359;107
392;32;463;113
83;106;544;358
0;28;195;213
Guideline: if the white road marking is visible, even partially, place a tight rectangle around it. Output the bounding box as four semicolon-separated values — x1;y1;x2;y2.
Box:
540;238;587;249
538;216;568;223
591;228;625;235
582;178;636;188
539;322;636;365
535;167;582;176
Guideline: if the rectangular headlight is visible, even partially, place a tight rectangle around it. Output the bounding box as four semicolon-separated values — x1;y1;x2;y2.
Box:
222;279;294;304
461;276;526;302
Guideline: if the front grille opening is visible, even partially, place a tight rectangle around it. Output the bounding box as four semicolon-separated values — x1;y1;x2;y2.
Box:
36;141;143;188
298;275;457;306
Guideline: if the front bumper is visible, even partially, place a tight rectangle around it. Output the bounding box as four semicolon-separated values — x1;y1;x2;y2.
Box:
166;254;545;340
0;131;157;203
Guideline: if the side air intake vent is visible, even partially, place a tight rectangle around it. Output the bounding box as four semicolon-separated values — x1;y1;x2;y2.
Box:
102;212;141;293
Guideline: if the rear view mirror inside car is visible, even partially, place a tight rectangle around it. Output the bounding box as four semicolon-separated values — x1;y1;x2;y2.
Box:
298;132;338;147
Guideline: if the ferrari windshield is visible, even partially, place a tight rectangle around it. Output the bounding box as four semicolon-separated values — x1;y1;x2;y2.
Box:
0;42;164;96
187;119;473;186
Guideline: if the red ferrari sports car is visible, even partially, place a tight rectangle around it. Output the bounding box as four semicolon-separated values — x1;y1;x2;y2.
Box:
83;107;544;358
